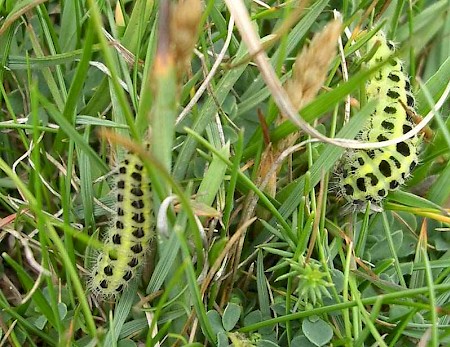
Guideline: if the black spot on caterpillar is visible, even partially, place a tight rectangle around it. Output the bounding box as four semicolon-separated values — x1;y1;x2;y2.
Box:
336;32;421;212
89;150;152;297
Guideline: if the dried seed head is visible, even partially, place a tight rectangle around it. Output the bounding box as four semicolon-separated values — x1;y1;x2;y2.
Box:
255;20;341;201
275;19;341;154
284;19;341;110
170;0;202;76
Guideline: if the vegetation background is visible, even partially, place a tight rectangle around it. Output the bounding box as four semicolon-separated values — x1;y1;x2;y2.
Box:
0;0;449;346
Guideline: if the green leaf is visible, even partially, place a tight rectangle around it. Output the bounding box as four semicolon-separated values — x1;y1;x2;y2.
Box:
104;281;138;345
117;339;137;347
388;191;444;211
367;230;403;262
173;43;248;180
257;340;280;347
217;331;229;347
57;303;68;320
302;317;333;346
416;54;450;115
207;310;225;336
427;161;450;205
40;95;109;174
146;231;180;294
76;115;129;128
196;142;230;206
33;315;48;330
291;336;316;347
1;253;58;328
330;269;345;294
121;0;155;53
257;251;271;320
222;303;241;332
244;310;263;327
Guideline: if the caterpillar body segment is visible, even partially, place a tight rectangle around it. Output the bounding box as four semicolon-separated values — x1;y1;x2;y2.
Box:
336;32;421;212
90;151;152;297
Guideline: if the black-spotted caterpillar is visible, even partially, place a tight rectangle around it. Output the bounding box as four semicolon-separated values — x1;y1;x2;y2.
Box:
336;32;421;212
89;149;152;297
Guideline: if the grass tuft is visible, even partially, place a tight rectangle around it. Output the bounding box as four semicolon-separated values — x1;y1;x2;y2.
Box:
0;1;449;346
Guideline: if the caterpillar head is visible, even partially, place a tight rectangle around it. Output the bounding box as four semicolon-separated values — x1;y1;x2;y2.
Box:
365;32;397;69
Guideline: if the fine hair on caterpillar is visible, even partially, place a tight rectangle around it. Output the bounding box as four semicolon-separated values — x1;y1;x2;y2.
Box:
89;148;153;297
335;30;421;213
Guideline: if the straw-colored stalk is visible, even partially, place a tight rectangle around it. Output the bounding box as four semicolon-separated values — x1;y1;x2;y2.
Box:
257;19;341;198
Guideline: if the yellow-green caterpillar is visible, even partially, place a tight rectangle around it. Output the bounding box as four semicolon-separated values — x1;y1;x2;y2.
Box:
89;150;152;297
336;32;421;212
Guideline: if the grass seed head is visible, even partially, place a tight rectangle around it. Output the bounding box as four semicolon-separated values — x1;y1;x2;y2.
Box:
275;19;341;156
170;0;202;76
284;19;342;111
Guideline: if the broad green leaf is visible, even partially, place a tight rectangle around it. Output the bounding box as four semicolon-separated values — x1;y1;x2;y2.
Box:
207;310;225;336
291;336;316;347
302;317;333;347
222;303;242;332
196;143;230;206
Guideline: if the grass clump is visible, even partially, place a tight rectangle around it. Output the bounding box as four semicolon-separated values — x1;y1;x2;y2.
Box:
0;1;449;346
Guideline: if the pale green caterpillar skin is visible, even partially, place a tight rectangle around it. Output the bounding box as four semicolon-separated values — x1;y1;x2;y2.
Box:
336;32;421;212
90;152;152;297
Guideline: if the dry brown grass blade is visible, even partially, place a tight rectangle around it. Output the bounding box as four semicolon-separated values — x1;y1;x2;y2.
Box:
201;217;257;298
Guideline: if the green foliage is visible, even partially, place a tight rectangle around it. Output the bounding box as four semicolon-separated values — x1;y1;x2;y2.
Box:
302;317;333;347
0;0;449;346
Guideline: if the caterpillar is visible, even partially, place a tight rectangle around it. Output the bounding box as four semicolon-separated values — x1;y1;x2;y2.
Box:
89;149;153;297
336;32;421;212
